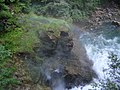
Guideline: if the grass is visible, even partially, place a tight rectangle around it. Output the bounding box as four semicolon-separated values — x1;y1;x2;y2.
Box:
0;12;70;53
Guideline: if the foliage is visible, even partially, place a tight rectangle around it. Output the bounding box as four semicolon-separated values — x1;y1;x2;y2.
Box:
0;2;13;32
34;1;70;17
0;0;4;3
0;13;69;53
0;3;9;10
32;0;103;21
0;45;19;90
31;0;120;21
0;10;12;19
0;27;24;52
0;0;30;33
19;0;32;13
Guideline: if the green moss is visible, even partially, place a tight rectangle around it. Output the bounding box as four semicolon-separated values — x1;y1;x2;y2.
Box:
0;13;70;53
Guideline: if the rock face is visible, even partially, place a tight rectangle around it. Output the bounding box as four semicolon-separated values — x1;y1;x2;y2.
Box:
34;30;96;89
17;29;96;89
112;20;120;26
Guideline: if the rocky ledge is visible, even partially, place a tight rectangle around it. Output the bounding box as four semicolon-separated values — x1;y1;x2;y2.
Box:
28;29;97;89
16;25;97;90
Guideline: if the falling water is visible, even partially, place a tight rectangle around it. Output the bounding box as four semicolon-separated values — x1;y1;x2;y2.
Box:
70;23;120;90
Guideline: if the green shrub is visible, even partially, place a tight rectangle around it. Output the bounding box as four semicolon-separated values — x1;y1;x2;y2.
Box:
0;23;4;31
0;0;26;33
32;0;103;21
0;0;4;3
34;2;70;17
22;6;31;14
10;0;16;2
0;45;19;90
0;4;9;11
0;10;12;19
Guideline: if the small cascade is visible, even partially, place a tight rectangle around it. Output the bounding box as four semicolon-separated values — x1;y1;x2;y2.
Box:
71;24;120;90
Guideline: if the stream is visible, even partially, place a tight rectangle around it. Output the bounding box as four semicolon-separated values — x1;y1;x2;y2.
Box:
70;22;120;90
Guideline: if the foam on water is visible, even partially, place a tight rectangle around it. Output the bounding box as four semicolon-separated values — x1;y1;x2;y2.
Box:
70;32;120;90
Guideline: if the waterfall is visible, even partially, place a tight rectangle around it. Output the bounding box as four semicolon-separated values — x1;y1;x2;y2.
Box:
70;28;120;90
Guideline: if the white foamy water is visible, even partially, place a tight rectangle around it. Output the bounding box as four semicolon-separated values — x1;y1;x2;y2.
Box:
70;32;120;90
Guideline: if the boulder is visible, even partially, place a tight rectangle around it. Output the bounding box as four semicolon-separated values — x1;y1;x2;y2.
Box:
112;20;120;26
17;30;96;89
38;30;96;89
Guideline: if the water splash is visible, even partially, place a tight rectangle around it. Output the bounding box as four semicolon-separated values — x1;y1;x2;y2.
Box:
70;31;120;90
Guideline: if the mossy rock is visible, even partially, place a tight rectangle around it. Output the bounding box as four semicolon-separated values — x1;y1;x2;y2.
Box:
0;13;70;53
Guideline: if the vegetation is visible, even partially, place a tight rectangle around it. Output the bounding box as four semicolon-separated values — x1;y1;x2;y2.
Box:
0;0;29;33
32;0;120;21
0;45;19;90
33;0;102;21
0;0;120;89
0;13;69;53
0;1;28;89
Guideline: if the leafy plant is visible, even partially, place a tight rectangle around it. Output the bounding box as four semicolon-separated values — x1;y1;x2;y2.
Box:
10;0;16;2
32;0;103;21
0;0;27;33
0;3;9;11
0;10;12;19
0;0;4;3
0;45;19;90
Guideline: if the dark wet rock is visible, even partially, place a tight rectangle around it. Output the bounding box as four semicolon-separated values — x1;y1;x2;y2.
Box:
37;30;96;89
62;38;96;89
34;31;57;57
16;52;32;59
113;0;120;7
55;36;73;57
60;31;69;37
112;20;120;26
17;30;96;89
